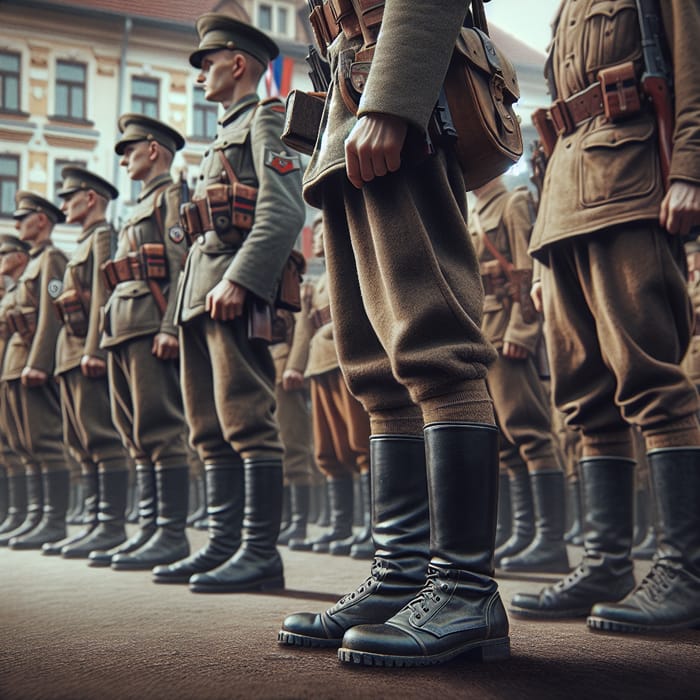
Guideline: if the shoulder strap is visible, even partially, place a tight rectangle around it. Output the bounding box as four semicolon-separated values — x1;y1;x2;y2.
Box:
472;208;513;276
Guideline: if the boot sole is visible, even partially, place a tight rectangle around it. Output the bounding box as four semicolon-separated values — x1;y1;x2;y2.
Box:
277;630;342;648
509;606;590;620
587;615;700;634
152;574;192;584
500;562;572;574
338;636;511;667
189;576;285;593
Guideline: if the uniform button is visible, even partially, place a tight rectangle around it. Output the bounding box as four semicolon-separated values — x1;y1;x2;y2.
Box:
198;235;206;245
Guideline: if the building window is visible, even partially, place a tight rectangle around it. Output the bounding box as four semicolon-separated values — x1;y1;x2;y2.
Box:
131;77;159;118
54;158;86;207
0;154;20;218
55;60;87;120
256;1;294;38
0;51;21;113
192;87;218;141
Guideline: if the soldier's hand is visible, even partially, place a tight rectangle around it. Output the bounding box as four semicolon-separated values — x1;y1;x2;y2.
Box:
345;113;408;189
282;369;304;391
531;281;543;313
206;279;247;321
80;355;107;378
660;181;700;236
152;332;179;361
21;366;48;387
502;342;528;360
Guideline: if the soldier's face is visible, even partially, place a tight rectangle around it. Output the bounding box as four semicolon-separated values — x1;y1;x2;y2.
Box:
0;251;27;277
15;212;42;242
198;50;236;106
120;141;152;181
60;190;89;225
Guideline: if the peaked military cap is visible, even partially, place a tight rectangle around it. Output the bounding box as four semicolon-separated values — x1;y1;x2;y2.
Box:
0;234;31;255
13;190;65;224
57;166;119;201
114;114;185;155
190;13;279;69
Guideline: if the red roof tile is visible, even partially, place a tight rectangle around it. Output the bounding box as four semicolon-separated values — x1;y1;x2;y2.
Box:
59;0;230;26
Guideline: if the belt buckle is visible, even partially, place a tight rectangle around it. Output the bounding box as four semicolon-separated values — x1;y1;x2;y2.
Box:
549;99;574;136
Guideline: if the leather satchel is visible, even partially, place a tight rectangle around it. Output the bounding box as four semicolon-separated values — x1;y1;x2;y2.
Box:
444;0;523;190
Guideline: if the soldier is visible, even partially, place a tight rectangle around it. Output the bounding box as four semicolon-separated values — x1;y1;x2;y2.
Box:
279;1;509;667
152;14;304;591
511;1;700;633
285;218;371;557
469;176;569;574
0;192;69;550
88;115;191;571
41;168;132;559
0;235;31;537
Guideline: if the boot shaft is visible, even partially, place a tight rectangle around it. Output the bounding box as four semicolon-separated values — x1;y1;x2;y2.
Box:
241;459;283;553
204;462;244;545
155;465;189;532
97;469;129;524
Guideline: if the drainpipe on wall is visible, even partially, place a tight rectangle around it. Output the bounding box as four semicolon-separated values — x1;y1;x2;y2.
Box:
112;16;132;231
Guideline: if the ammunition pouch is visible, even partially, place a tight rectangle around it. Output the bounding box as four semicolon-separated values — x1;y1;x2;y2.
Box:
54;288;88;337
507;268;538;325
310;304;332;330
275;249;306;312
180;200;209;244
282;90;327;156
309;0;379;57
598;61;641;121
7;308;37;343
100;243;168;293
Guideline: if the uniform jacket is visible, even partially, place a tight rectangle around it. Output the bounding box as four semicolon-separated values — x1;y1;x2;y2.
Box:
177;94;305;323
287;272;340;379
0;279;17;370
1;240;67;380
530;0;700;258
55;219;115;374
101;173;186;349
303;1;470;207
470;183;541;355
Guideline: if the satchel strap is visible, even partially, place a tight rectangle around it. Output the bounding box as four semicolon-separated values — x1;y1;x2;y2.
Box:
470;0;489;35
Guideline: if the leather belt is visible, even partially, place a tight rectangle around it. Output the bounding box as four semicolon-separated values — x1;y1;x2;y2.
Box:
311;304;332;329
549;82;605;136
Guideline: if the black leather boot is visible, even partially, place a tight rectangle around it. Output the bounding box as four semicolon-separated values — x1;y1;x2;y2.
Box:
0;468;7;523
632;487;649;547
288;474;354;553
62;469;129;558
0;473;27;535
331;471;371;556
277;482;310;546
0;470;42;545
153;462;244;583
564;477;584;545
588;448;700;633
186;472;207;526
190;459;284;593
338;423;509;667
632;526;657;560
279;434;430;648
88;463;157;567
10;470;70;549
42;467;99;555
510;457;636;619
111;465;189;570
500;471;570;573
494;460;534;565
495;471;512;549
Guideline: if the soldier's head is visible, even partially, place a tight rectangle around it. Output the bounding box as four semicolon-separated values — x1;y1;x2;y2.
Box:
115;114;185;183
13;190;64;244
190;13;278;108
0;234;30;279
58;166;119;226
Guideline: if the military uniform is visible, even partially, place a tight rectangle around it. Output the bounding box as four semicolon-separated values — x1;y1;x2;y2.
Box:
470;179;568;574
285;270;370;555
0;235;31;536
0;192;69;550
44;167;132;559
90;115;190;571
511;0;700;633
279;2;509;667
152;14;305;592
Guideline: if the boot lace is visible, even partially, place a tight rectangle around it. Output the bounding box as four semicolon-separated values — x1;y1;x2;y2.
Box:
406;567;449;620
635;563;678;603
333;559;384;609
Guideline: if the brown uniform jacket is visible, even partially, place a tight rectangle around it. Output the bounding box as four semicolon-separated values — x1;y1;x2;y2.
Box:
287;273;339;379
177;94;304;322
470;183;541;355
529;0;700;258
101;173;185;349
1;241;67;381
55;220;114;374
0;279;17;371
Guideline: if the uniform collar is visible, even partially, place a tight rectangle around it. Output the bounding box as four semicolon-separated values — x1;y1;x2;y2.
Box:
219;93;259;127
78;219;108;243
28;238;52;257
138;173;173;202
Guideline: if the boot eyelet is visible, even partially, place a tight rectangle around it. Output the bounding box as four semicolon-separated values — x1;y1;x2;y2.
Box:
415;614;421;619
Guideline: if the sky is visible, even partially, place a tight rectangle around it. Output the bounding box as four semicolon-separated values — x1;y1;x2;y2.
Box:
484;0;562;54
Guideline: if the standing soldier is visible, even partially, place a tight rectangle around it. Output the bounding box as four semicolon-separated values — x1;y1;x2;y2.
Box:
470;176;569;574
0;235;31;538
88;115;191;571
0;192;69;550
512;0;700;633
41;168;132;559
152;14;304;591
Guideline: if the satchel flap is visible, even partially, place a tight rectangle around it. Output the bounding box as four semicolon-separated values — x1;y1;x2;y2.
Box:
455;28;520;102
